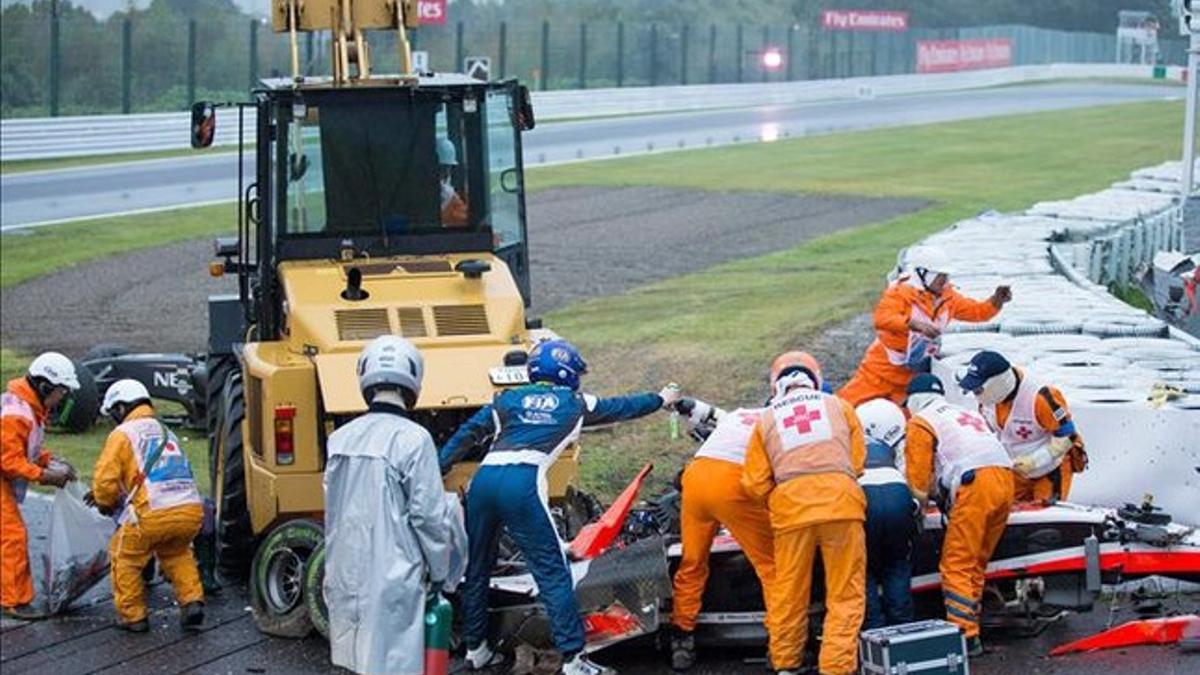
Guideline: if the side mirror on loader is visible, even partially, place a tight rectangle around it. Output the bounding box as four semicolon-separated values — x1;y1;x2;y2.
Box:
191;102;217;149
516;85;535;131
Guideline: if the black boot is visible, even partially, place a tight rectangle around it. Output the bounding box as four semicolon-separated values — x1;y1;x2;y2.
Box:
670;627;696;671
181;601;205;631
2;604;48;621
966;635;984;657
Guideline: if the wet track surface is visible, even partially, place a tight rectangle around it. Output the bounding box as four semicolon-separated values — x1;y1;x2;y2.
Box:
4;496;1196;674
0;82;1180;228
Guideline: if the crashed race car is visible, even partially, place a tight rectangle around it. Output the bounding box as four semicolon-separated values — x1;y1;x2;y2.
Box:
482;462;1200;659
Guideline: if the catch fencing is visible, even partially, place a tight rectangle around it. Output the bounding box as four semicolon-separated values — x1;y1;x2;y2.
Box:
1;8;1187;119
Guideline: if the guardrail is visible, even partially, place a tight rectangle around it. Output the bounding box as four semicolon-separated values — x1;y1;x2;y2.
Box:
0;63;1181;162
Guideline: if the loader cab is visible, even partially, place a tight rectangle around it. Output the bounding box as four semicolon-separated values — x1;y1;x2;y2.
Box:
238;76;534;340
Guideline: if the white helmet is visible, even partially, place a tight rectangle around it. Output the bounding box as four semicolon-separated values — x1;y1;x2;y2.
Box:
357;335;424;405
28;352;80;391
856;398;907;450
101;379;151;416
906;245;951;291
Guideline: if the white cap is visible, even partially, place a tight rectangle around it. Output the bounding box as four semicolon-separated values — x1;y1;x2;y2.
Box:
101;379;151;416
906;245;952;277
28;352;80;391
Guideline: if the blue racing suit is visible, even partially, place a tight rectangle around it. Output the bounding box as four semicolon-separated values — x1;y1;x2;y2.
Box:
859;440;919;629
439;383;663;656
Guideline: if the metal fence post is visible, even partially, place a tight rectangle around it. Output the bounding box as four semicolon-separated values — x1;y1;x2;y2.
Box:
540;20;549;90
498;22;507;78
870;32;879;76
249;19;259;91
847;31;855;77
680;24;689;85
187;19;197;107
122;18;132;114
455;21;464;72
736;24;743;83
708;24;717;83
786;24;795;80
578;23;587;89
49;0;60;116
760;24;769;82
650;23;659;86
617;22;625;87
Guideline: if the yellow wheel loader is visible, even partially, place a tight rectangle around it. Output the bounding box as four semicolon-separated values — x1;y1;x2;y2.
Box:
194;0;596;638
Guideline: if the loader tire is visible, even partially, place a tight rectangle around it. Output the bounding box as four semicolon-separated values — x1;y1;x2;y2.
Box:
250;519;322;638
303;542;329;640
204;354;237;473
214;371;254;580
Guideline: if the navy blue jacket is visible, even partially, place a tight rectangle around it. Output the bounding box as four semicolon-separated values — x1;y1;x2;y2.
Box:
438;384;662;473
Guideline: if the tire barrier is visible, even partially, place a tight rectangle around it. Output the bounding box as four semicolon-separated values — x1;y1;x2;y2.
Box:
919;160;1199;521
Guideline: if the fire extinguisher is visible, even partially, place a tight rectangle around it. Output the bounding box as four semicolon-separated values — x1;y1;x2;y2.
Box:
423;591;452;675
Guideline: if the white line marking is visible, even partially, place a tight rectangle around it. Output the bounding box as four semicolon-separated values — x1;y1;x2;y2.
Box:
0;198;236;233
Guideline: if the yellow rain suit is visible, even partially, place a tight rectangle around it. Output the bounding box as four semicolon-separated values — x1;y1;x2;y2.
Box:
91;405;204;625
906;406;1014;639
742;388;866;675
672;407;777;660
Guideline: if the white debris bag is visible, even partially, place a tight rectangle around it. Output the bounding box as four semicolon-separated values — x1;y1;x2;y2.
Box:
39;482;116;614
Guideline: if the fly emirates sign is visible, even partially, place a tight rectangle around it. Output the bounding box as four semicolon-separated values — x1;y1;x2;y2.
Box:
821;10;910;32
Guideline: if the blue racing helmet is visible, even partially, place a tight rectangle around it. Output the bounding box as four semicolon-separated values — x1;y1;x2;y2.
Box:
864;439;899;470
527;339;588;390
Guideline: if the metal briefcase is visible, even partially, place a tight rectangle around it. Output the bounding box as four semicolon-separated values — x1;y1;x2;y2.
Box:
859;619;969;675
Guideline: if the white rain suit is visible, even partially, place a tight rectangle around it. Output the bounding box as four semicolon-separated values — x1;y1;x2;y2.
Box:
323;405;466;674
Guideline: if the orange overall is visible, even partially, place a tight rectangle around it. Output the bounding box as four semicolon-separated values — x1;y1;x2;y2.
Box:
92;405;204;624
743;390;866;675
980;369;1085;502
907;412;1014;639
839;280;1000;406
0;379;52;609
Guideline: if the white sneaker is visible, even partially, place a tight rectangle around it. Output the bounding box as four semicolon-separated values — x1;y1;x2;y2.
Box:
563;653;616;675
466;642;504;670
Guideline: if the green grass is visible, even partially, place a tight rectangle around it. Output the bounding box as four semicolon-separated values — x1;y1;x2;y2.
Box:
0;349;210;495
0;202;236;289
528;100;1183;498
0;146;237;175
1109;283;1156;313
0;99;1182;500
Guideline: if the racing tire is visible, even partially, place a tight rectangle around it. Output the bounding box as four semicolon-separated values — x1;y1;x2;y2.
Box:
303;541;329;640
58;359;99;433
250;518;323;638
213;372;254;580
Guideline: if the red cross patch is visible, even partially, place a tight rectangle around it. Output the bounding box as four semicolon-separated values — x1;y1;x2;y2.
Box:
956;412;987;433
783;405;823;434
737;412;758;427
1015;426;1033;440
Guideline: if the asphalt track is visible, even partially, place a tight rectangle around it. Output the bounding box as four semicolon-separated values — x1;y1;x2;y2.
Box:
4;495;1196;675
0;81;1182;229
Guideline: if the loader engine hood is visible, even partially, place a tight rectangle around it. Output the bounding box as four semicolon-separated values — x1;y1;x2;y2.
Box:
278;254;537;413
